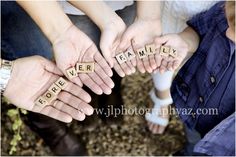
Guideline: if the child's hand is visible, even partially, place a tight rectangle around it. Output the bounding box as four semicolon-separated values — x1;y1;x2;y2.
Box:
154;34;189;73
118;19;162;73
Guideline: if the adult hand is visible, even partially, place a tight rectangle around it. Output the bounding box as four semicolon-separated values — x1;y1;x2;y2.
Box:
154;34;189;73
3;56;94;123
100;20;136;77
119;19;162;74
53;24;114;95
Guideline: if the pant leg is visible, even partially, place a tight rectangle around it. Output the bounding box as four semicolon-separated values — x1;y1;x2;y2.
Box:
1;1;52;60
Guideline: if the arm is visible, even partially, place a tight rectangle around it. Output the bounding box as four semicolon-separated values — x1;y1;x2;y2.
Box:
68;1;123;31
16;1;72;43
68;1;136;76
136;1;162;21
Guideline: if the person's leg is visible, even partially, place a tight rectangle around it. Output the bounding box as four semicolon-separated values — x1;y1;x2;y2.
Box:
146;71;174;134
1;2;87;155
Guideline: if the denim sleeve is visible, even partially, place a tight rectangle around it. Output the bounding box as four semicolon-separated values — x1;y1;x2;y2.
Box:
194;112;235;156
186;1;225;37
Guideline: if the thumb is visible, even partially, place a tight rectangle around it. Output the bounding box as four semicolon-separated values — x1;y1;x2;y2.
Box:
102;48;114;68
43;59;63;76
154;35;171;45
118;29;134;51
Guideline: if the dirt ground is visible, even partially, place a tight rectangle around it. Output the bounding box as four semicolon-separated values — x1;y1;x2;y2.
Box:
1;72;186;156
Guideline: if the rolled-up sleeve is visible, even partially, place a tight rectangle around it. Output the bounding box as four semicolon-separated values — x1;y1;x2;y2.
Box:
194;112;235;156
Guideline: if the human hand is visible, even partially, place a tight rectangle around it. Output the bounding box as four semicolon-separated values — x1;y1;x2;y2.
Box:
3;56;94;123
119;18;162;74
53;24;114;95
153;34;189;73
100;19;136;77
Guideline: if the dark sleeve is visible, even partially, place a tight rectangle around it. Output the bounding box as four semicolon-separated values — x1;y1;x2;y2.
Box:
187;2;225;37
194;112;235;156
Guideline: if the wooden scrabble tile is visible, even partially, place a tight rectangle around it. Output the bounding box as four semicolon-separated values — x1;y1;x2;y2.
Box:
66;67;78;79
35;96;48;107
169;48;177;58
42;90;57;103
145;44;156;55
76;62;95;73
115;53;127;64
136;47;147;59
48;83;62;95
124;50;136;60
160;46;170;57
55;77;68;90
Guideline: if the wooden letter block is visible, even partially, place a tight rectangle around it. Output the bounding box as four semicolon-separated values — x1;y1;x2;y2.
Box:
48;83;62;95
124;50;136;60
42;90;57;103
76;62;95;73
66;67;78;79
160;46;170;57
145;44;156;55
115;53;127;64
35;96;48;107
136;47;147;59
169;48;177;58
55;77;68;90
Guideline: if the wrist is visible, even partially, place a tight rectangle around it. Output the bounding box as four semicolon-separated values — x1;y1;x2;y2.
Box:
45;18;73;44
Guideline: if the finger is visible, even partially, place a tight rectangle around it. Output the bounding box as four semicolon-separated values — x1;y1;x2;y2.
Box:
70;76;83;87
159;58;168;74
88;70;112;95
94;52;113;77
157;125;166;134
58;91;94;115
132;39;146;73
149;55;158;70
127;47;137;67
64;82;91;103
118;30;132;51
43;59;63;76
113;59;125;77
126;60;136;74
154;35;170;45
155;53;162;68
52;100;86;121
120;62;133;75
136;57;146;73
79;74;103;95
167;61;174;71
142;57;153;73
173;60;180;70
40;105;72;123
94;63;115;89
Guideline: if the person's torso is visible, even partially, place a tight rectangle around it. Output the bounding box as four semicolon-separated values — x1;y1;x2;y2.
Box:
171;2;235;136
161;1;218;34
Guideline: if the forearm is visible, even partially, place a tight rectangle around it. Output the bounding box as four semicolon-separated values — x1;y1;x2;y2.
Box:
179;27;200;58
16;1;73;43
136;1;161;20
69;1;123;31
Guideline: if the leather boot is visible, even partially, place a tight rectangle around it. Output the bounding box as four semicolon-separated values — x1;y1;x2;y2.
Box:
22;112;88;156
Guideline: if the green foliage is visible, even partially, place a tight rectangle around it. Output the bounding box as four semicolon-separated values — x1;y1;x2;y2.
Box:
7;107;27;155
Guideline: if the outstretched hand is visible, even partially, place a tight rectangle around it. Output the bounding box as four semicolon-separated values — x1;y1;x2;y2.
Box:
3;56;94;123
153;34;189;73
53;25;114;95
